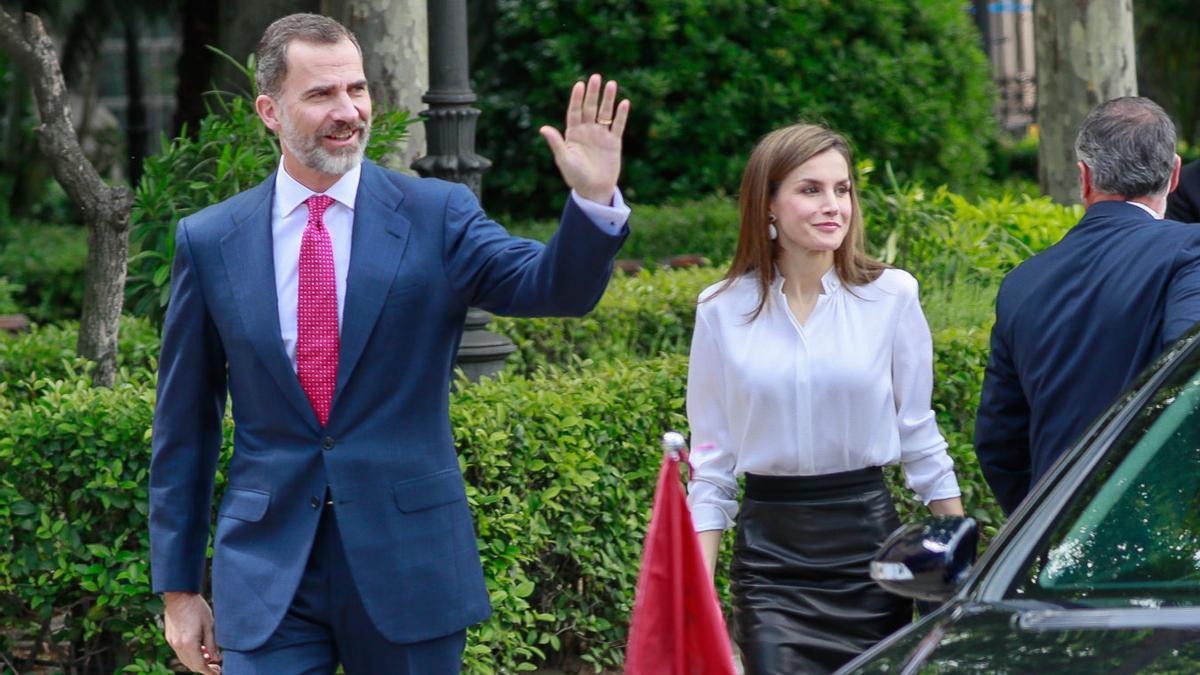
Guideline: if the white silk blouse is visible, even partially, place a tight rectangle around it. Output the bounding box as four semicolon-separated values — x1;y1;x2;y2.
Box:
685;267;962;532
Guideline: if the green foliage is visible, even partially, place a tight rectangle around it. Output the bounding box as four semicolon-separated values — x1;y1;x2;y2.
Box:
455;356;689;672
0;315;160;404
509;196;740;265
494;265;721;376
126;60;414;325
473;0;996;217
0;276;21;315
0;223;89;321
1136;0;1200;145
861;167;1081;289
0;378;172;672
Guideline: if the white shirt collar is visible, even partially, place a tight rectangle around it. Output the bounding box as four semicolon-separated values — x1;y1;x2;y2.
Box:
1125;200;1163;220
274;159;363;217
771;264;842;294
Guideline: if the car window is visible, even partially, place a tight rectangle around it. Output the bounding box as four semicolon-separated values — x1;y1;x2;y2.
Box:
1013;364;1200;607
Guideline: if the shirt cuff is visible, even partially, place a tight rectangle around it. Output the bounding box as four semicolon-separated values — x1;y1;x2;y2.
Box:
689;502;734;532
570;188;631;235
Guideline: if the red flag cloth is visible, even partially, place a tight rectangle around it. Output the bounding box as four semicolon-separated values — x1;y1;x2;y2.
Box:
625;453;737;675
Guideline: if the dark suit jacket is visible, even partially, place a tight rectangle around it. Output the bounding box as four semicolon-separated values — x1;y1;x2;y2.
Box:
975;201;1200;514
1166;160;1200;223
148;160;627;650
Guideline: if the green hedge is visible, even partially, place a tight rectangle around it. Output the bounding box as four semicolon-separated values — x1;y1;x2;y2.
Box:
506;177;1080;290
0;223;88;322
0;315;159;405
1;313;995;673
0;342;686;673
472;0;996;218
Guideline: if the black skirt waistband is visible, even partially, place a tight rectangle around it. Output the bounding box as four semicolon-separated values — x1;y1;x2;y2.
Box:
744;466;885;502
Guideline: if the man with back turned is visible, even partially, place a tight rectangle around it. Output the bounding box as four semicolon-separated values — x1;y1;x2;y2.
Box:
976;97;1200;515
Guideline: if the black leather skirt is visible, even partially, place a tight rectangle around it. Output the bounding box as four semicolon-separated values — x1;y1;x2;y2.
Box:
730;467;912;675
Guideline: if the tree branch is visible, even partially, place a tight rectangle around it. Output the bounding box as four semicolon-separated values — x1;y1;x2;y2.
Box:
0;8;133;228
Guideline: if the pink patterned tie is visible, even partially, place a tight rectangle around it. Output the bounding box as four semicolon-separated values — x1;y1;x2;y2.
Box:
297;194;338;427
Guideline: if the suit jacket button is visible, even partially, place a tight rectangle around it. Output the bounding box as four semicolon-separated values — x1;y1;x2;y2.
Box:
310;496;320;509
322;436;335;450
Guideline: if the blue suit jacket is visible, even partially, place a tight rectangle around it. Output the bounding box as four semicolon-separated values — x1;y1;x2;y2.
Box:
975;201;1200;514
148;161;627;650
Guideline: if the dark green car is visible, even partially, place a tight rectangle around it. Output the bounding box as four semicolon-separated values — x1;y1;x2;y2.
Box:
842;330;1200;673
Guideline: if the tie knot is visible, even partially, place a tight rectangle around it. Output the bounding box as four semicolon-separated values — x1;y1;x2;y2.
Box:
306;194;335;223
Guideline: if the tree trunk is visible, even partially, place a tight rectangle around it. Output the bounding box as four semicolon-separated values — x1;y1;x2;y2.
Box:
1035;0;1138;204
173;0;220;138
124;14;147;186
322;0;428;170
0;8;134;387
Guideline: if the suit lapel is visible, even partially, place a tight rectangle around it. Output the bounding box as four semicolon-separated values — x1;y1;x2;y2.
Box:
219;173;321;432
333;161;412;406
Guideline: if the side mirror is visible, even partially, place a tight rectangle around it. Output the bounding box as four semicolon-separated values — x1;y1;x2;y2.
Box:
870;516;978;602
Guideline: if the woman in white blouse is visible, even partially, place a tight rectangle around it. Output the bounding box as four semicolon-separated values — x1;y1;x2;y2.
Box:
687;124;964;674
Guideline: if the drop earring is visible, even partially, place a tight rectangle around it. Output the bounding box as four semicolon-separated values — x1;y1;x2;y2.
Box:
768;214;778;240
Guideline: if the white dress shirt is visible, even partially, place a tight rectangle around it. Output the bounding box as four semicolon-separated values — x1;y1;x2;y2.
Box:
686;267;961;532
1125;200;1163;219
271;161;631;368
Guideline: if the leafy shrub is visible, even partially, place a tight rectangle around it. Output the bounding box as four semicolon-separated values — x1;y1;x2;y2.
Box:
472;0;995;217
495;265;722;376
0;276;21;315
0;315;159;403
126;56;414;325
508;196;740;265
0;378;177;673
0;223;88;321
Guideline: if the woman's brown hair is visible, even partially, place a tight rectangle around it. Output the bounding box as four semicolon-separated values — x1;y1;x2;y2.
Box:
709;123;886;320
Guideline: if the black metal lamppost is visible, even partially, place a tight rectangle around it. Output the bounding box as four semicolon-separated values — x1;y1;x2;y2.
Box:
412;0;515;381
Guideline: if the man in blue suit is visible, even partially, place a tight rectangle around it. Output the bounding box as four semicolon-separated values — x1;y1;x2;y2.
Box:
149;13;632;674
975;97;1200;516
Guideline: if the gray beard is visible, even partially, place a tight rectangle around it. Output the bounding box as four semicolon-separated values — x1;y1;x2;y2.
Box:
279;114;370;177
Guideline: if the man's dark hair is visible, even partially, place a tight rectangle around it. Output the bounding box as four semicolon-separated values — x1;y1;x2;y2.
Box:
255;13;361;99
1075;96;1177;198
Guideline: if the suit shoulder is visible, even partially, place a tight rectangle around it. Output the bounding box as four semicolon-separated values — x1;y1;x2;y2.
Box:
180;180;272;241
369;165;471;205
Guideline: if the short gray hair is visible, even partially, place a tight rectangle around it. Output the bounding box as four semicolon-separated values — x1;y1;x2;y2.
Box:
255;14;361;99
1074;97;1177;198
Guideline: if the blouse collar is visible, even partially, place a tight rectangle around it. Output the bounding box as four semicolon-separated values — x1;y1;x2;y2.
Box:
771;264;842;295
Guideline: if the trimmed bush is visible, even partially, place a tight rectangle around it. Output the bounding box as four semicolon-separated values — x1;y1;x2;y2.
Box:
508;196;740;265
472;0;995;217
494;265;722;376
0;315;159;403
0;223;88;322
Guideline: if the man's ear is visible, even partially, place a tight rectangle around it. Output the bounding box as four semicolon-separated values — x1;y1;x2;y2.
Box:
1168;154;1183;193
255;94;282;133
1078;160;1092;203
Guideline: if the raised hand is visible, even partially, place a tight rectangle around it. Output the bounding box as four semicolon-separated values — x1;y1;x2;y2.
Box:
539;73;631;205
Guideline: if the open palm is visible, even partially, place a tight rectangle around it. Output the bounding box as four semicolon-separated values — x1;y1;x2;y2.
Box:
540;74;631;204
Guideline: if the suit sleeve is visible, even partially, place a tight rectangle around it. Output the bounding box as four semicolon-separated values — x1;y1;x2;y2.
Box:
441;184;629;317
149;220;227;593
974;315;1031;515
1163;238;1200;345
